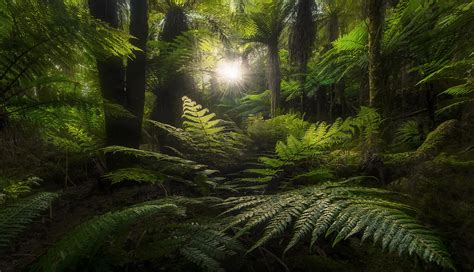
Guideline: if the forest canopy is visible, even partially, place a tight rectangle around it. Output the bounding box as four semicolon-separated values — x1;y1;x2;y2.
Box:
0;0;473;271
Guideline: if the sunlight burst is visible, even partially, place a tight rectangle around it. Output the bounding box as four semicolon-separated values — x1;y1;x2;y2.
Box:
216;60;243;83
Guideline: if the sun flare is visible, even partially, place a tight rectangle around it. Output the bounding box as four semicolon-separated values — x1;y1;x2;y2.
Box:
216;60;243;83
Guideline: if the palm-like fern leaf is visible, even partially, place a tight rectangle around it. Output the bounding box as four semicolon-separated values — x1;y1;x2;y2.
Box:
32;202;184;271
221;181;454;270
0;192;58;250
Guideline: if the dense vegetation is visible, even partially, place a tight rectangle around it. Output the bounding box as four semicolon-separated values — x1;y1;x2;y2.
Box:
0;0;473;271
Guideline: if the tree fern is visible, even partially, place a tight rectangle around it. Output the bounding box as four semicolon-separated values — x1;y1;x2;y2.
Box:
32;202;184;271
221;181;454;270
0;192;58;250
0;0;134;116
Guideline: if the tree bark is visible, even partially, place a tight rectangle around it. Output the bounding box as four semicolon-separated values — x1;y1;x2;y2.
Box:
268;43;281;116
289;0;316;111
368;0;384;109
88;0;129;147
151;7;193;128
126;0;148;148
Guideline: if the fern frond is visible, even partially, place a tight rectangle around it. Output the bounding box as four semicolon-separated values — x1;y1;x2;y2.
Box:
176;224;242;272
33;203;184;271
103;167;166;184
221;181;454;270
151;96;247;168
102;145;205;169
244;117;355;185
0;192;58;250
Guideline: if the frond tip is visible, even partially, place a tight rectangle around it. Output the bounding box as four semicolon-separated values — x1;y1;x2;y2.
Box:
0;192;58;251
221;181;454;270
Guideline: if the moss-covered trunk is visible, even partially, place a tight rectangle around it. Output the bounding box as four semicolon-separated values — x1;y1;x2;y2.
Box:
367;0;384;109
268;43;281;117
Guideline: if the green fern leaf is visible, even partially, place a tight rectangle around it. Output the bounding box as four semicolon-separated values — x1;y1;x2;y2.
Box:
32;203;184;271
222;181;454;270
0;192;58;251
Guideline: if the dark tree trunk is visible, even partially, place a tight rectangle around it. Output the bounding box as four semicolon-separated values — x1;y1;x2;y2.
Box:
126;0;148;148
327;12;339;49
268;43;281;116
151;7;193;128
289;0;316;111
88;0;129;147
368;0;384;109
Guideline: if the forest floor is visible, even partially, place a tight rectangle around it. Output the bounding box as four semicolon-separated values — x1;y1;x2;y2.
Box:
1;131;474;271
0;181;169;271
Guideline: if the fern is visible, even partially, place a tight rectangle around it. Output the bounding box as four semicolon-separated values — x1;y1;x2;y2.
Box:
175;224;242;272
243;118;353;184
182;96;225;146
102;145;204;169
151;96;247;168
394;120;424;147
221;181;454;270
103;167;166;185
101;146;225;192
32;202;184;271
0;192;58;250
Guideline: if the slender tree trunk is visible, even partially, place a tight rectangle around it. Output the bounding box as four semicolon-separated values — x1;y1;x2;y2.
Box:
151;7;193;128
289;0;316;112
268;43;281;116
88;0;129;147
368;0;384;109
364;0;386;180
126;0;148;148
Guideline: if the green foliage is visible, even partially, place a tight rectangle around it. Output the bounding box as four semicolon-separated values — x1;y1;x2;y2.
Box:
103;167;166;185
0;192;58;251
221;181;454;270
32;202;184;271
232;90;271;118
310;22;367;87
152;96;247;168
0;0;134;115
243;117;354;184
291;168;335;183
352;107;382;148
174;224;242;272
310;0;474;115
394;120;424;148
240;0;295;46
182;96;225;143
101;145;225;188
101;145;226;193
242;108;382;185
0;176;42;202
246;113;309;150
102;145;204;169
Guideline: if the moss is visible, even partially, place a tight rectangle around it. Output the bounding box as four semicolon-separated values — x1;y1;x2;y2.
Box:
383;152;414;167
412;119;458;162
433;152;474;171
